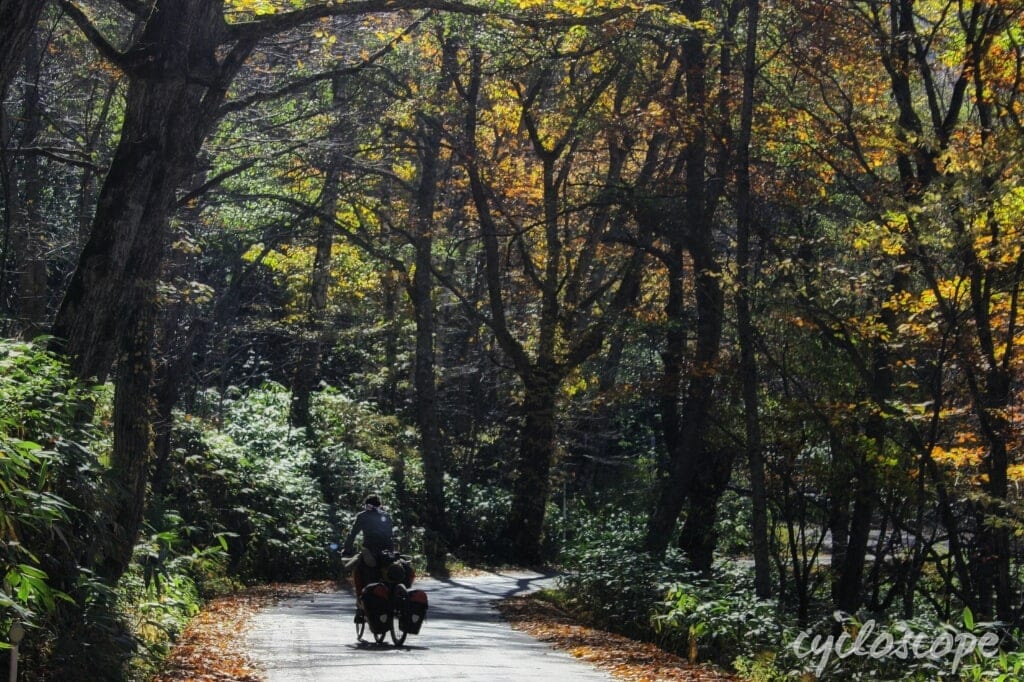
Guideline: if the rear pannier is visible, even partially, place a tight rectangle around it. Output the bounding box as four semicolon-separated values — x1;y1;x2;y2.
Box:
362;583;392;633
401;589;428;635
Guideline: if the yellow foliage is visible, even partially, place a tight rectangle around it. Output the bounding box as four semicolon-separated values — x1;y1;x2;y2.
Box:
225;0;279;16
931;445;985;468
239;238;380;316
1008;464;1024;482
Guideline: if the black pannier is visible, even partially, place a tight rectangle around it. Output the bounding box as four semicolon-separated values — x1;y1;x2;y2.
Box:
401;589;428;635
362;583;391;633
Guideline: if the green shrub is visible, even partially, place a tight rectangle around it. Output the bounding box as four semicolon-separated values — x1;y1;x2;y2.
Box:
0;341;104;636
446;479;514;559
558;508;687;645
166;385;334;581
162;383;419;581
653;563;792;667
713;488;753;556
0;340;124;678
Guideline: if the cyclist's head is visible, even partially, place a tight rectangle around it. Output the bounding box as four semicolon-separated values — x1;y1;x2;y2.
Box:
364;493;382;509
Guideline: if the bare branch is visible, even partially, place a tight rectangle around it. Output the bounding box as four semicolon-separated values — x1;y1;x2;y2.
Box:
56;0;129;68
3;146;102;171
227;0;485;42
227;0;636;43
220;11;430;116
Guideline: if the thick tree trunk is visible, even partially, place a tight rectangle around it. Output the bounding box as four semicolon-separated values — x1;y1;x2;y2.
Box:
834;315;894;613
643;0;727;561
645;249;724;558
645;251;686;552
507;370;560;564
0;0;46;98
102;276;159;581
409;113;448;571
289;337;319;429
53;82;226;378
51;0;252;583
3;32;47;334
458;42;632;566
968;340;1014;621
677;448;734;574
834;448;877;613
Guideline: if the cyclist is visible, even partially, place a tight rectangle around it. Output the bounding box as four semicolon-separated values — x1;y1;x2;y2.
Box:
341;493;396;621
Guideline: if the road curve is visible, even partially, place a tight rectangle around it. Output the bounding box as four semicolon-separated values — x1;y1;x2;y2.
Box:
245;571;613;681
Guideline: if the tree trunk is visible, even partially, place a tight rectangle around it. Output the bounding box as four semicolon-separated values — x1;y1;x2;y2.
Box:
101;274;159;581
834;448;877;614
381;268;401;413
734;0;770;599
645;250;686;553
677;448;734;574
457;40;633;566
2;32;47;335
507;369;560;564
967;330;1014;621
51;0;243;382
290;77;346;431
645;248;724;558
0;0;46;98
409;111;448;572
51;0;253;583
643;0;726;561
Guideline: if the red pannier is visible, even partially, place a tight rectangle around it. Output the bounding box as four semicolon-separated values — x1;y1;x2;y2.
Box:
401;589;428;635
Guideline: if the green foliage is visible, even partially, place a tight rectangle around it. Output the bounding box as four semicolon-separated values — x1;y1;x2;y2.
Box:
163;385;333;581
653;563;792;668
161;383;416;582
310;387;408;513
446;479;514;560
0;340;99;635
766;608;1017;681
117;555;201;679
0;338;92;438
713;488;753;556
0;340;135;677
961;649;1024;681
558;509;686;643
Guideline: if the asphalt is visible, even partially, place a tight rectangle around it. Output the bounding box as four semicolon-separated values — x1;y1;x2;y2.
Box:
245;571;614;681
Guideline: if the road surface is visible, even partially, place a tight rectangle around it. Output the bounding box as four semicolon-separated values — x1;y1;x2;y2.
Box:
246;571;613;681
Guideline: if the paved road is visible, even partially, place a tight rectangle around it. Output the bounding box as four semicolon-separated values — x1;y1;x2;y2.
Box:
246;572;613;681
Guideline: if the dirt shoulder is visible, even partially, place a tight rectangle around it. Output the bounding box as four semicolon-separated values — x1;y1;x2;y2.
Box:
152;581;334;682
495;594;739;682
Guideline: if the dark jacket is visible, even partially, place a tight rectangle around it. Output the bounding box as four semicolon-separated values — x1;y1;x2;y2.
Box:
342;507;395;555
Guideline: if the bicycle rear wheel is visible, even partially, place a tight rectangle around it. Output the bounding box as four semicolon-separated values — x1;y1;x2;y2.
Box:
390;585;408;647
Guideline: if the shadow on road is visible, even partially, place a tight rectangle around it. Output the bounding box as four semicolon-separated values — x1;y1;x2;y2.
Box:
433;571;558;597
347;642;431;652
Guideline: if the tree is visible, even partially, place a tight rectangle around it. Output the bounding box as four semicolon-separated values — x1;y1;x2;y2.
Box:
766;0;1024;618
444;16;644;561
0;0;47;97
46;0;486;583
640;0;728;573
733;0;771;599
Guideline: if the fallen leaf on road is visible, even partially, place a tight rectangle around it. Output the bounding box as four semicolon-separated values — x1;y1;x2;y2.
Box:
495;595;738;682
154;581;336;682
